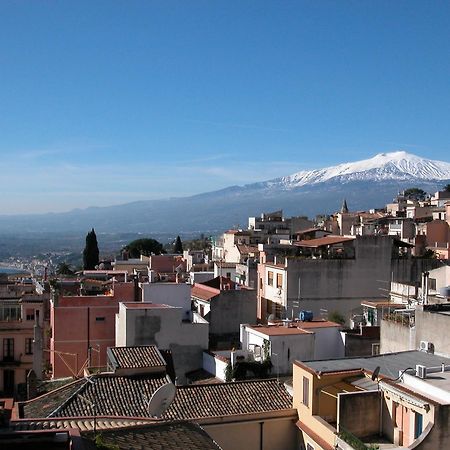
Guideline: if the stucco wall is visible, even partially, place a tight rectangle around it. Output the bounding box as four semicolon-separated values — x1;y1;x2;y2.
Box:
338;391;380;438
115;304;209;382
141;282;191;316
203;351;228;381
313;327;345;360
380;319;415;354
209;289;257;336
204;416;299;450
414;307;450;355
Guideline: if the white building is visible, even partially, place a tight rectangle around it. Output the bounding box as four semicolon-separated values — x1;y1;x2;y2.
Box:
115;302;209;383
240;319;344;375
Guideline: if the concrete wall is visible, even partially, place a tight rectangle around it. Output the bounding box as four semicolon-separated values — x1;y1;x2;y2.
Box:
209;289;257;336
204;416;299;450
141;282;191;316
338;391;380;438
203;351;228;381
342;330;380;357
115;304;209;383
313;327;345;360
190;272;215;285
259;236;443;322
380;319;415;354
414;306;450;355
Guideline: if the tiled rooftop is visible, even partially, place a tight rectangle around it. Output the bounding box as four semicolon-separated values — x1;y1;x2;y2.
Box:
122;303;173;309
191;285;219;302
248;324;312;336
294;235;355;248
81;421;223;450
108;346;166;370
22;376;293;421
165;379;292;420
11;417;158;432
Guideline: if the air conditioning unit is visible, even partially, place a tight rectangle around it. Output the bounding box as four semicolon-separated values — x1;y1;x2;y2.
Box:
419;340;434;354
416;364;427;379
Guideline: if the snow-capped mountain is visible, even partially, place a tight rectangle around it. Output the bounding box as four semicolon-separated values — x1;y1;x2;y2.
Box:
0;151;449;235
276;151;450;188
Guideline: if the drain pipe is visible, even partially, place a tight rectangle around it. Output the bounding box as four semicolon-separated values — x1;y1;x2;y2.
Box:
259;421;264;450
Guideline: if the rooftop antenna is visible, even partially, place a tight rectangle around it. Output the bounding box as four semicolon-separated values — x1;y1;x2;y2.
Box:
146;383;176;418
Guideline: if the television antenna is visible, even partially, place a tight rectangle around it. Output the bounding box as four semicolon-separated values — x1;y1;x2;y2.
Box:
146;383;176;418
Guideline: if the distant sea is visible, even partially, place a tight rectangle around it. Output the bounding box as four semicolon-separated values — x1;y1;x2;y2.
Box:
0;266;30;275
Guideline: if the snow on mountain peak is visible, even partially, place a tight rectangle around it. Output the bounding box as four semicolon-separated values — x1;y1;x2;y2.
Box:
279;151;450;188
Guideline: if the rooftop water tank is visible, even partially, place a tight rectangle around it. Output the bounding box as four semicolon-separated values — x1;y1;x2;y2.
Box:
299;310;314;322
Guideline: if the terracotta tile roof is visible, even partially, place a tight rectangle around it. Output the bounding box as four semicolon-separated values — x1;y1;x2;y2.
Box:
191;285;219;301
11;417;158;432
294;320;341;329
247;325;312;336
21;376;292;422
82;421;223;450
247;320;340;336
295;228;331;235
236;244;259;254
164;379;292;421
294;236;355;248
122;303;173;309
108;346;166;370
213;262;237;269
22;379;86;419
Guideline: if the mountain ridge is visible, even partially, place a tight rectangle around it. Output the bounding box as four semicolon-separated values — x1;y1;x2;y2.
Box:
0;151;449;234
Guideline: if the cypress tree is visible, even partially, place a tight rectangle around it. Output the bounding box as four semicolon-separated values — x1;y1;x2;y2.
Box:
173;235;183;254
83;228;100;270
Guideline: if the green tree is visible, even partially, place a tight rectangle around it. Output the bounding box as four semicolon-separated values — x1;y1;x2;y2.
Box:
403;187;427;201
173;235;183;254
123;238;165;258
83;228;100;270
328;310;346;325
56;262;74;275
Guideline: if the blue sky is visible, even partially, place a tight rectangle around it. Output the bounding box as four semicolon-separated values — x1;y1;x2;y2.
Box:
1;1;449;214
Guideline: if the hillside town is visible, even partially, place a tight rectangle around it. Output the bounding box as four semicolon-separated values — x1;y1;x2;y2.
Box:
0;187;449;449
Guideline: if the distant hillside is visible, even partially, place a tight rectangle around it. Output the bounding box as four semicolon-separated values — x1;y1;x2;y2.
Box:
0;151;448;234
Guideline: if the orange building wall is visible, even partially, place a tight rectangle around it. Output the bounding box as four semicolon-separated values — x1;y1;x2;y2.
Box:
50;282;135;378
426;220;449;246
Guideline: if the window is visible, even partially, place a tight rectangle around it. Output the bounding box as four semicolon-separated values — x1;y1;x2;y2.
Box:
276;273;283;289
25;337;33;355
415;412;423;439
26;309;35;321
0;304;21;321
268;271;274;286
95;317;105;322
302;376;309;407
226;272;231;279
3;338;14;361
429;278;436;291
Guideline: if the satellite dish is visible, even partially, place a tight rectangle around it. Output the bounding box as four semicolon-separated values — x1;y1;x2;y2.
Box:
147;383;176;418
371;366;381;382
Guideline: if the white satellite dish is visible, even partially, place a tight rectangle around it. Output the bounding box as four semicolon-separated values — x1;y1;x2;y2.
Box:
147;383;176;418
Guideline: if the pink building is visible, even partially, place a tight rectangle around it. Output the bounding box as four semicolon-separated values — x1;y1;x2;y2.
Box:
0;287;48;398
50;281;135;379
